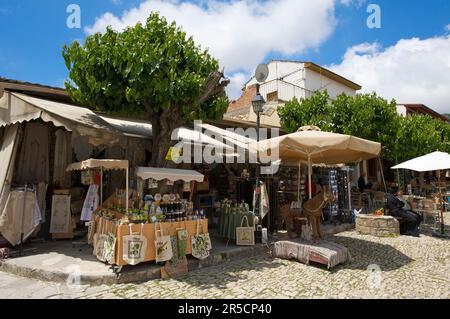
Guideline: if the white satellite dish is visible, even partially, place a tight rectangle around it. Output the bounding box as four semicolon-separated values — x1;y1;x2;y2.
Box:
255;63;269;83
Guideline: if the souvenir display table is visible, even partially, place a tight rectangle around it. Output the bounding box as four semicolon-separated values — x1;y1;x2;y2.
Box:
92;211;208;266
89;166;211;267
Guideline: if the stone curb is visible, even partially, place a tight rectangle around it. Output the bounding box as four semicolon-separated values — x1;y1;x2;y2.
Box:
0;244;271;286
0;224;353;286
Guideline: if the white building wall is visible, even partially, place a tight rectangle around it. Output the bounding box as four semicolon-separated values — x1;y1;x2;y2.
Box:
304;68;356;99
246;61;305;89
396;105;407;117
246;61;357;102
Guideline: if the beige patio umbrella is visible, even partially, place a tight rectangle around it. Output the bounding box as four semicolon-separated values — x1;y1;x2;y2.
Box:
252;126;382;199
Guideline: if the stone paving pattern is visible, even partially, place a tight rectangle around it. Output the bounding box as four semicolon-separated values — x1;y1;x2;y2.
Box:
2;228;448;299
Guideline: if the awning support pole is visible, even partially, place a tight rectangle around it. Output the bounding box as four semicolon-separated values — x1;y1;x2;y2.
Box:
126;168;129;214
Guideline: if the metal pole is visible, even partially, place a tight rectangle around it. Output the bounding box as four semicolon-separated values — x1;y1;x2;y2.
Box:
297;162;301;203
126;168;129;214
378;157;388;193
255;84;261;219
438;170;444;235
308;154;312;199
100;167;103;204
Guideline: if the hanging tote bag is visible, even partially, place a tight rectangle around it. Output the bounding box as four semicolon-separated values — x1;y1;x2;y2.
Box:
104;221;117;265
154;223;173;263
122;223;147;266
236;215;255;246
191;219;212;260
95;219;108;262
93;217;104;258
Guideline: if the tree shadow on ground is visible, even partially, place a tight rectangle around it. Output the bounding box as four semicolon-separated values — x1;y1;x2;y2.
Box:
326;234;414;273
172;254;285;290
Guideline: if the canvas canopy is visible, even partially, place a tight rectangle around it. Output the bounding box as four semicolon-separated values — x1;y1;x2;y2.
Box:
66;159;129;171
0;92;123;146
66;159;129;213
391;152;450;172
136;167;204;183
252;130;381;165
251;128;381;198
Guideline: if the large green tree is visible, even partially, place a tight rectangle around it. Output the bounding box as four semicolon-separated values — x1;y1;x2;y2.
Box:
63;13;229;167
278;91;450;161
278;91;400;160
395;114;450;160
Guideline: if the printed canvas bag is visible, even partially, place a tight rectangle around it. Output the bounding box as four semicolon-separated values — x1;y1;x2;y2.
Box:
154;223;173;263
95;219;116;263
236;215;255;246
191;219;212;260
123;223;147;266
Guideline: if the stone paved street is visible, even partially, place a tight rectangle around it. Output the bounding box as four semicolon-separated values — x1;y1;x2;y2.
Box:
1;229;449;299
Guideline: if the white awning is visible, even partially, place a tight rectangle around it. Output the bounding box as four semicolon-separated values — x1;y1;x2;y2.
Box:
0;92;124;146
99;115;152;139
391;152;450;172
0;124;20;197
136;167;204;182
66;159;129;171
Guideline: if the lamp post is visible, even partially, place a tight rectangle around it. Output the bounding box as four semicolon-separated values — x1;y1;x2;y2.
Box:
251;83;266;219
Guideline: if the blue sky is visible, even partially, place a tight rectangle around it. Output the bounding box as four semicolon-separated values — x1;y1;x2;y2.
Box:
1;0;449;112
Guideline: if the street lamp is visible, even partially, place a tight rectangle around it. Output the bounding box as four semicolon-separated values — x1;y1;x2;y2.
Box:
251;84;266;220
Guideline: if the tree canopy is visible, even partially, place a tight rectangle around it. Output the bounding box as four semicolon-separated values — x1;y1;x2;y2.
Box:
278;91;450;161
63;12;229;166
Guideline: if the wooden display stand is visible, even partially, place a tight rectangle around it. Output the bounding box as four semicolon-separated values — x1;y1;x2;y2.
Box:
92;192;209;266
51;190;74;239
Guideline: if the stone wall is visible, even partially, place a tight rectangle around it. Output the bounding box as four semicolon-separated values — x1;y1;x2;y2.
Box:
356;215;400;237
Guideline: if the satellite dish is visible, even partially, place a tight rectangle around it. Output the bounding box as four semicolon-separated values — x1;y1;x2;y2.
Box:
255;63;269;83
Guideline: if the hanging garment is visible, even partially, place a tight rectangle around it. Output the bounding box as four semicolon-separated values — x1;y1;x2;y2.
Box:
253;182;270;221
53;130;72;189
15;123;50;185
0;190;41;246
81;184;99;221
0;124;21;220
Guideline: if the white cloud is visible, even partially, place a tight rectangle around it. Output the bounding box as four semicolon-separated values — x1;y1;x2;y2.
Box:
328;36;450;113
86;0;342;99
445;24;450;32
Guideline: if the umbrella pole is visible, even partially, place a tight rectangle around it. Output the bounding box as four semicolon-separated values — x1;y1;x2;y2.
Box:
308;155;312;200
100;167;103;204
297;162;301;203
438;170;444;235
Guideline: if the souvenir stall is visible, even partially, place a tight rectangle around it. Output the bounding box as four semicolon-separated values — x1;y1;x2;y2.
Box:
89;167;210;267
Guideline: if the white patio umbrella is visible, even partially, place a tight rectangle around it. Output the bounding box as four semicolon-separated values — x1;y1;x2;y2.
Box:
392;151;450;235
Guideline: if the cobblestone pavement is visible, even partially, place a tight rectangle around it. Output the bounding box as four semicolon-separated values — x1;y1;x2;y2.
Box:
1;229;449;299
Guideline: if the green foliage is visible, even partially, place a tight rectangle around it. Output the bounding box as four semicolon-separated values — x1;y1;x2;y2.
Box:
62;12;227;119
278;90;449;161
331;93;399;160
278;91;333;133
396;114;450;160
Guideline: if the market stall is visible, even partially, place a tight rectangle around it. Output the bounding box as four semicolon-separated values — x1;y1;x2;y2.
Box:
66;159;129;214
90;167;210;266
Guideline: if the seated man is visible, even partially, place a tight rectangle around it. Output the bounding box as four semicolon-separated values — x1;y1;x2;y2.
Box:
386;186;423;237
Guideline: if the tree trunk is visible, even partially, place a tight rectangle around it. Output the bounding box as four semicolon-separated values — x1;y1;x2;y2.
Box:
147;105;184;168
